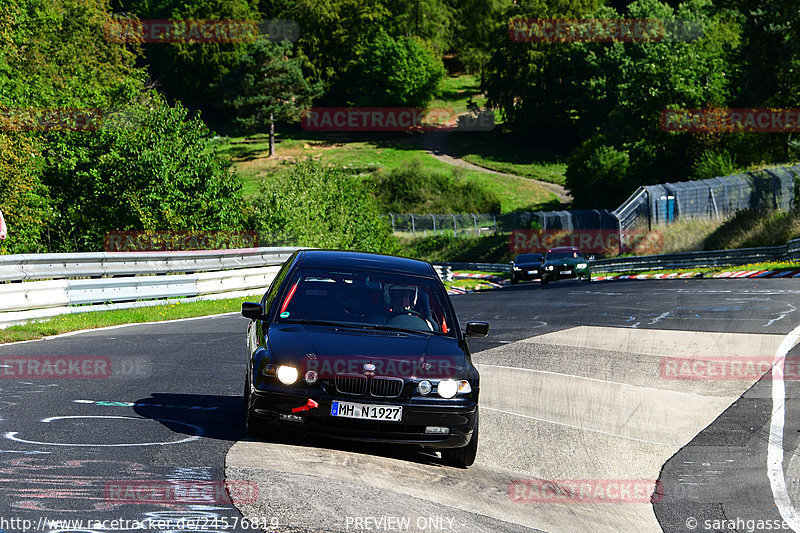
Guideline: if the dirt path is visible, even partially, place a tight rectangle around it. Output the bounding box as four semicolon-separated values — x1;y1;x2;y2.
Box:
421;131;572;204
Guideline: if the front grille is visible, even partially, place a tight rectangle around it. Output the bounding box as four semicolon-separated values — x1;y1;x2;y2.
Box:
370;377;404;398
332;374;404;398
335;375;368;395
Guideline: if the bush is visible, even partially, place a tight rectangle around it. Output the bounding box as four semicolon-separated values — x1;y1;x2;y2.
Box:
338;31;445;107
692;150;738;180
565;138;631;209
39;93;245;252
0;135;51;254
249;159;398;254
374;158;501;213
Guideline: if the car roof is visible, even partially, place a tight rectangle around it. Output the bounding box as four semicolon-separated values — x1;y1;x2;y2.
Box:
547;247;582;253
296;250;435;277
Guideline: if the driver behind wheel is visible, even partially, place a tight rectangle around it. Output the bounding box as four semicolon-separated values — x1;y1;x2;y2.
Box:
385;283;418;315
383;284;434;331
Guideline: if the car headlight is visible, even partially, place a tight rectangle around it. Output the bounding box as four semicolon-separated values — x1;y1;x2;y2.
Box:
545;265;554;271
276;365;298;385
437;379;471;398
417;380;432;395
577;263;588;269
513;266;521;271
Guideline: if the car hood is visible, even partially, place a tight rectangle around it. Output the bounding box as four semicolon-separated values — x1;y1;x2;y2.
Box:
545;258;587;266
267;323;467;379
514;262;542;269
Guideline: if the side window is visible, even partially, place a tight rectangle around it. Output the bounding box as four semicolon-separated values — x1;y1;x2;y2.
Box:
262;255;294;314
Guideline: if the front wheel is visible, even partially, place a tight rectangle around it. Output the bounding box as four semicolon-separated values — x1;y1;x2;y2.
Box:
441;409;479;468
244;376;266;438
510;276;518;284
540;277;549;285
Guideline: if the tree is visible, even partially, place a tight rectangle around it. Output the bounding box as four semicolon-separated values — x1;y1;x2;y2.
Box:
249;159;398;254
39;93;246;252
0;134;51;254
339;30;445;107
222;39;321;156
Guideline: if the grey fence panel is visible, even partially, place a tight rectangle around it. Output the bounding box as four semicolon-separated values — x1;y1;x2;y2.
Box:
617;165;800;230
388;209;619;236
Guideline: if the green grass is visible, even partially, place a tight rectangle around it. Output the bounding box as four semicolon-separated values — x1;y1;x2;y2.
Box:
447;130;568;185
398;234;515;264
214;131;559;212
429;73;489;116
0;296;255;345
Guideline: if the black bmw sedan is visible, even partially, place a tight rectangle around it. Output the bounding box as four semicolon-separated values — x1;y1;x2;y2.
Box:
241;250;489;467
510;253;544;284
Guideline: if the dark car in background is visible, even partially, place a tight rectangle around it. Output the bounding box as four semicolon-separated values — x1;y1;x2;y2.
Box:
241;250;489;467
510;253;544;284
540;247;591;284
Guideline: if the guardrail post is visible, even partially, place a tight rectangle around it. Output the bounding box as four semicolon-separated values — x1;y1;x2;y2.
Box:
411;214;416;236
430;213;436;236
451;214;457;237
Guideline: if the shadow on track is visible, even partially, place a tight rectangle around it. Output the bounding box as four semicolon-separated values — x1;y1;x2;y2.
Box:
134;393;446;467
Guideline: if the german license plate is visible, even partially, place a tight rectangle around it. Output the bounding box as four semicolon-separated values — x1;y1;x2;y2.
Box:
331;401;402;422
528;270;538;274
562;270;572;274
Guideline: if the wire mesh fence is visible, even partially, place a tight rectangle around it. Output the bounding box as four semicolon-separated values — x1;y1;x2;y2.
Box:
385;213;499;237
385;209;619;237
615;165;800;231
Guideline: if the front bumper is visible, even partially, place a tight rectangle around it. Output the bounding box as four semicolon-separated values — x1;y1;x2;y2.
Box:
248;388;477;449
543;266;590;280
512;268;541;280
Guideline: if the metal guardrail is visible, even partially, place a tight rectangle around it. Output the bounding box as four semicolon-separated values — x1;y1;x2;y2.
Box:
435;262;511;273
0;247;299;282
591;239;800;273
0;247;300;329
434;238;800;276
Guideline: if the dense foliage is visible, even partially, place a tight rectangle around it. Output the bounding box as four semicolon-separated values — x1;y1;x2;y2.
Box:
3;0;800;253
374;158;501;213
249;159;398;254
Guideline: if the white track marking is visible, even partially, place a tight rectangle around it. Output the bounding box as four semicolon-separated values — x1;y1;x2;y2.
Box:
4;415;203;447
768;323;800;531
482;406;674;446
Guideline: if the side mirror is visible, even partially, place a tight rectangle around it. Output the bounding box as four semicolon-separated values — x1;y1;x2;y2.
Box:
464;322;489;338
242;302;265;320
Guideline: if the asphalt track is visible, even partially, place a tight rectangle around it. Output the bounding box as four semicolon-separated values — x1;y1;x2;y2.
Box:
0;279;799;532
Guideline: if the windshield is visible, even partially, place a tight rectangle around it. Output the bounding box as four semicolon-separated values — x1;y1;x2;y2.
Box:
546;250;585;260
275;268;456;336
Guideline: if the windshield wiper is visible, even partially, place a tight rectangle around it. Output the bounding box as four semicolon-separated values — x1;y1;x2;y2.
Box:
280;319;358;328
359;324;432;336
